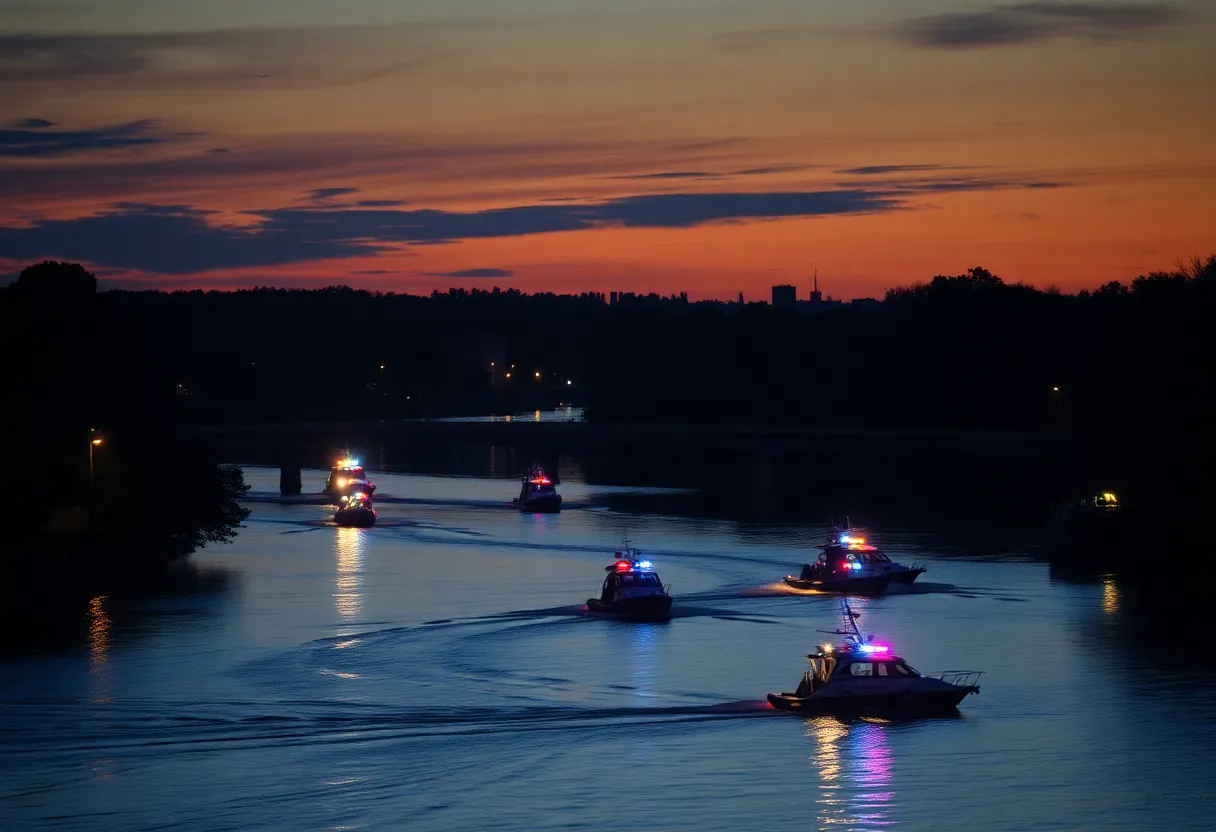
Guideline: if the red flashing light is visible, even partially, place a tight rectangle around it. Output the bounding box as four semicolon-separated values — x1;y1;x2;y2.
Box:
614;560;632;572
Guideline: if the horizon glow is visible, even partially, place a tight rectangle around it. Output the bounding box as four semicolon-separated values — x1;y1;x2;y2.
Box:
1;1;1213;298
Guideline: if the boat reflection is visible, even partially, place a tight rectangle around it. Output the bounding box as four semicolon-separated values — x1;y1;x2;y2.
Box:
334;527;365;621
807;716;895;829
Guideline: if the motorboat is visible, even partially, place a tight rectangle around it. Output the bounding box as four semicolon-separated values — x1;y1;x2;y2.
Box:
825;529;925;587
767;599;982;715
586;539;672;621
324;456;376;502
513;465;562;512
334;492;376;527
784;538;891;595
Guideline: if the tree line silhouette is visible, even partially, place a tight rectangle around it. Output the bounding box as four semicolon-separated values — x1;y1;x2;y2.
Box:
3;256;1214;569
0;262;250;583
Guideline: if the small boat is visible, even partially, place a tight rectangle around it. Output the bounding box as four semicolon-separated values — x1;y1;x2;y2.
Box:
586;539;673;621
334;492;376;527
324;456;376;502
826;528;926;587
512;465;562;512
784;533;893;595
767;599;982;715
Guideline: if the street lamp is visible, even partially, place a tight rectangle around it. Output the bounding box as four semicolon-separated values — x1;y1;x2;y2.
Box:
89;435;103;486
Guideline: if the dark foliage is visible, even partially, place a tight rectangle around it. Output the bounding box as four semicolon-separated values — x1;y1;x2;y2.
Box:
0;261;250;574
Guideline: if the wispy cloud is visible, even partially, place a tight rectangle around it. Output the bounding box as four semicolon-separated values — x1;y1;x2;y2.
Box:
896;2;1189;49
9;117;55;128
840;164;967;176
305;187;359;202
422;268;515;278
606;171;718;181
0;174;1069;274
605;164;811;182
0;119;168;157
0;24;437;90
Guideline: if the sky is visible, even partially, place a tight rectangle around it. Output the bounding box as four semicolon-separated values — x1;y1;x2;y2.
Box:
1;0;1213;299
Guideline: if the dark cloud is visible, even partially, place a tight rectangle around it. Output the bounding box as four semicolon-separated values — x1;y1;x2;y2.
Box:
732;164;812;176
607;164;811;181
0;176;1067;274
207;147;230;154
356;199;408;207
422;268;515;278
0;203;381;273
897;2;1189;49
840;164;957;175
606;171;718;181
305;187;359;201
10;117;55;128
0;119;166;157
0;23;462;90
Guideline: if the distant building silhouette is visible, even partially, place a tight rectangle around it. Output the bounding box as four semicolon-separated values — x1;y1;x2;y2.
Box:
798;270;844;316
771;284;797;309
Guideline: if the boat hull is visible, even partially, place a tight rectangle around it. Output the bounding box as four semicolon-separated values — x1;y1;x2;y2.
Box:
784;575;891;595
334;509;376;528
767;686;977;715
886;568;925;586
515;496;563;513
586;595;673;621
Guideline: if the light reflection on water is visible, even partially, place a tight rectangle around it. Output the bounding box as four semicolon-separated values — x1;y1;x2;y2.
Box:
3;466;1215;832
1102;576;1120;615
809;718;895;829
86;594;113;704
334;527;365;622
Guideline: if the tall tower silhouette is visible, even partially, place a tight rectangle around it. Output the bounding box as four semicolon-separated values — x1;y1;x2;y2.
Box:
810;269;822;304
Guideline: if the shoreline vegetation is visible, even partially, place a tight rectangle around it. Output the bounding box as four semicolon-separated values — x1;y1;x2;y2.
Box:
1;262;251;604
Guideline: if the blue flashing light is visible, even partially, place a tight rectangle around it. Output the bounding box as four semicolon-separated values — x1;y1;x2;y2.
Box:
839;534;852;544
859;644;889;653
635;560;653;569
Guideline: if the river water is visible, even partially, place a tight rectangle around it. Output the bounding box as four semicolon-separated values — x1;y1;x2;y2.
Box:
3;465;1214;831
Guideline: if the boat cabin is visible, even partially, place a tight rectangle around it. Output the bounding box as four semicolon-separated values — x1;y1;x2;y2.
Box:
795;643;921;694
340;492;372;510
600;559;666;601
519;472;558;498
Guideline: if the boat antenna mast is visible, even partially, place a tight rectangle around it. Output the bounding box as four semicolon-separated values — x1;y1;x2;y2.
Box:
816;598;868;648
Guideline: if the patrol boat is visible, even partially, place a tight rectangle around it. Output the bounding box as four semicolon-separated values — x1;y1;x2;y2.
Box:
324;457;376;502
766;599;982;715
513;465;562;512
586;538;672;621
334;492;376;528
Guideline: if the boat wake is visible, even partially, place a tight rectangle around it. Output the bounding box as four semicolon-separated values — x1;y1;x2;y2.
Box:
0;698;778;757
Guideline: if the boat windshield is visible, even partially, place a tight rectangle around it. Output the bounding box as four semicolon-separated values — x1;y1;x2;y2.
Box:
845;660;918;678
619;573;662;586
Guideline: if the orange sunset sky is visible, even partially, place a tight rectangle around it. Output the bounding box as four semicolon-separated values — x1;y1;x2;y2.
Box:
1;0;1213;299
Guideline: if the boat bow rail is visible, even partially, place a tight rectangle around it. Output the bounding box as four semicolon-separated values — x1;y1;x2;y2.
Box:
939;670;984;688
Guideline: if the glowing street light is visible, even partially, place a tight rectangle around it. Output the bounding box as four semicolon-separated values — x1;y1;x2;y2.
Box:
534;371;541;379
89;432;103;486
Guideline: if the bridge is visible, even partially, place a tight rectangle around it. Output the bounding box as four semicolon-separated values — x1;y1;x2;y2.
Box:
187;420;1069;497
189;419;1064;452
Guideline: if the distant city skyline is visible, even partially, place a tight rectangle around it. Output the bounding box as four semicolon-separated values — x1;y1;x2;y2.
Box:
1;1;1213;299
